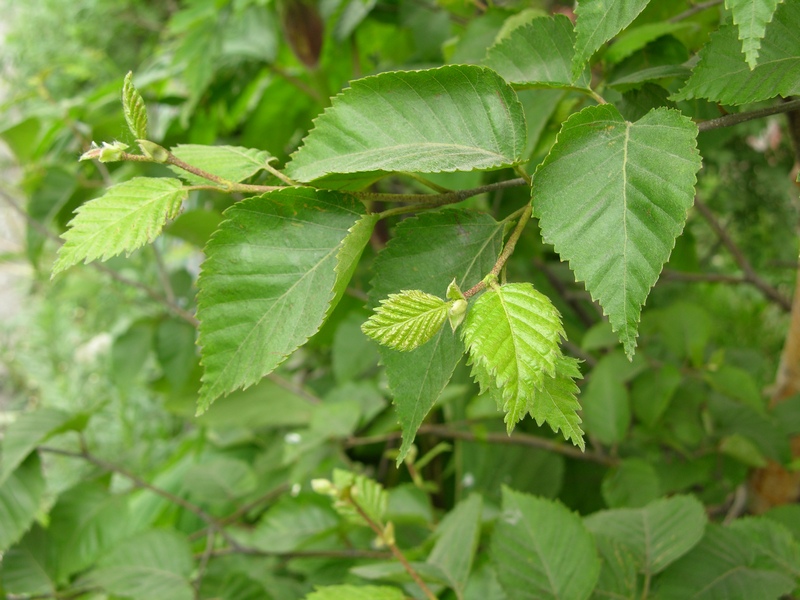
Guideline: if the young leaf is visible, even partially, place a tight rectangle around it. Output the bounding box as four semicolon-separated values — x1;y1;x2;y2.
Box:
725;0;783;68
196;188;363;412
370;211;505;463
122;71;147;140
572;0;651;80
673;1;800;104
483;15;590;90
169;144;273;185
491;488;600;600
0;455;45;552
53;178;187;276
331;469;388;527
584;495;706;576
285;65;527;182
532;106;700;357
305;585;405;600
362;290;449;351
463;282;565;431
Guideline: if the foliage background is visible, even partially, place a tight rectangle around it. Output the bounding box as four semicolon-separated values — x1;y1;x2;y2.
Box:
1;0;800;599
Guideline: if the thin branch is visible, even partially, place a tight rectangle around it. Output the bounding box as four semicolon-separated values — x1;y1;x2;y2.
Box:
345;424;617;466
370;177;527;207
696;98;800;132
347;494;438;600
669;0;723;22
199;547;392;560
693;199;791;310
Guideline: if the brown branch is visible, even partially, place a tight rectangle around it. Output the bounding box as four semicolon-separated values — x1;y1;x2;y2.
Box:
345;424;617;466
198;547;391;560
693;199;791;311
696;99;800;132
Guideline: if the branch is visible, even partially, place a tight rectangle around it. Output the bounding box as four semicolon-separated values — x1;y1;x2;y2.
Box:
0;188;199;325
199;547;391;560
345;424;617;466
693;199;791;310
669;0;723;22
696;99;800;132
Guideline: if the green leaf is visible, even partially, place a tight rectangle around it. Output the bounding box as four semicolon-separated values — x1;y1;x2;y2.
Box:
328;213;379;319
604;22;692;65
631;363;682;427
285;65;527;182
532;106;700;356
655;523;796;600
370;210;505;463
592;535;639;600
483;15;590;90
49;483;132;580
463;283;565;430
305;585;405;600
725;0;783;68
122;71;147;140
601;458;661;508
169;144;273;185
673;1;800;104
584;495;706;576
728;518;800;579
84;530;194;600
0;525;59;596
0;455;45;552
491;488;600;600
196;188;363;412
572;0;652;79
428;494;483;596
182;457;257;503
1;407;78;484
247;494;339;552
362;290;449;351
331;469;388;527
581;353;631;444
53;178;187;275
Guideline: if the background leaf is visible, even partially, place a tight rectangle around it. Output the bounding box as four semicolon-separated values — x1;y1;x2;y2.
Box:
427;494;483;597
285;65;526;182
0;526;59;596
725;0;783;68
572;0;652;79
169;144;273;185
196;188;363;411
673;1;800;104
491;488;600;600
484;15;590;90
0;455;45;552
369;210;504;462
362;290;449;351
53;178;187;275
305;584;406;599
532;105;700;356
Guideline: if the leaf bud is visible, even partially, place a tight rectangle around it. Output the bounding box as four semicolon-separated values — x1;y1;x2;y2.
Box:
277;0;324;69
137;140;170;163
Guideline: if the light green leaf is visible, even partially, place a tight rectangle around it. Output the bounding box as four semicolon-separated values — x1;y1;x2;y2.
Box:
491;488;600;600
196;188;363;412
428;494;483;596
332;469;388;527
484;15;590;90
1;407;79;484
53;178;187;275
463;282;565;431
529;356;585;449
592;535;639;600
370;210;505;463
673;1;800;104
305;585;405;600
49;483;132;580
655;523;795;600
328;213;379;319
169;144;273;185
572;0;652;79
725;0;784;68
122;71;147;140
362;290;449;351
584;495;706;576
728;518;800;579
532;105;700;357
285;65;527;182
84;530;194;600
605;22;693;65
0;525;59;596
0;455;45;552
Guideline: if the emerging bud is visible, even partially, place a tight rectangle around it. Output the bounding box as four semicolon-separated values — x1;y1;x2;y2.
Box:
80;141;128;163
277;0;324;69
137;140;170;163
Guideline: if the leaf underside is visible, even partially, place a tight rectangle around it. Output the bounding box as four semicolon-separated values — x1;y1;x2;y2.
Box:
53;178;187;276
532;105;700;357
285;65;527;182
362;290;449;352
196;188;364;412
369;210;505;463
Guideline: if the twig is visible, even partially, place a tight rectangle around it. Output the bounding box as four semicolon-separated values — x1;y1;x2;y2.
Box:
347;494;438;600
193;528;216;599
198;547;392;560
693;199;791;310
345;424;617;466
669;0;723;22
697;99;800;132
723;484;749;525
